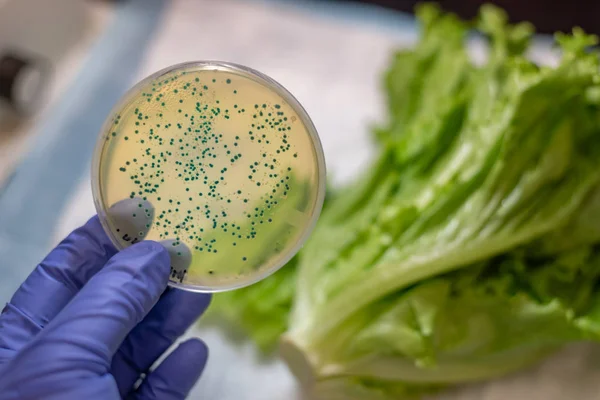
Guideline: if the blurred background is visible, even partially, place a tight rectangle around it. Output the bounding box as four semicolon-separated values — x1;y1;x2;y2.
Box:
342;0;600;35
0;1;598;399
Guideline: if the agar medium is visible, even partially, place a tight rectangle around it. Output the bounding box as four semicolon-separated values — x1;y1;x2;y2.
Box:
92;61;325;292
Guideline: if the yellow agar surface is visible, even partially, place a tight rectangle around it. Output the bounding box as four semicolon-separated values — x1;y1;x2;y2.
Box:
96;65;323;290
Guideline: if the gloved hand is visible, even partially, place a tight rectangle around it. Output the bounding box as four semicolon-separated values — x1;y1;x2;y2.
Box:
0;216;212;400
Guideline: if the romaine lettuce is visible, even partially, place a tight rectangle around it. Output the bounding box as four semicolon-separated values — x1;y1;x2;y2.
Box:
210;4;600;399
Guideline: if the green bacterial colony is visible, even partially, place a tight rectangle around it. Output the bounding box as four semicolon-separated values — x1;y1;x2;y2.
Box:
97;66;319;289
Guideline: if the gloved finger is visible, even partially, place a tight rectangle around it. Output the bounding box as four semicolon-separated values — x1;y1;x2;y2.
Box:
0;216;116;363
128;338;208;400
23;241;170;371
112;289;211;396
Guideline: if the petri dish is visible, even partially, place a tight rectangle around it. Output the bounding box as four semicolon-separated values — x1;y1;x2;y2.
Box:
92;61;326;292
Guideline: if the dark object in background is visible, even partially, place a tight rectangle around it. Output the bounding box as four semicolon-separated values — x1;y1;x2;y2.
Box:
0;52;50;116
337;0;600;36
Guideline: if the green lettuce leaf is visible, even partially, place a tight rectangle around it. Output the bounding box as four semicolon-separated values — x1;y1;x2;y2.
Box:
207;254;297;352
210;4;600;399
281;247;600;399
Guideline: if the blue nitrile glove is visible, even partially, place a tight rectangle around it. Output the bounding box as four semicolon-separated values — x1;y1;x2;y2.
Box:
0;216;211;400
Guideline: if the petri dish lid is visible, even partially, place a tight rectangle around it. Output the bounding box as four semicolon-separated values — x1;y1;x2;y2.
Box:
92;61;326;292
